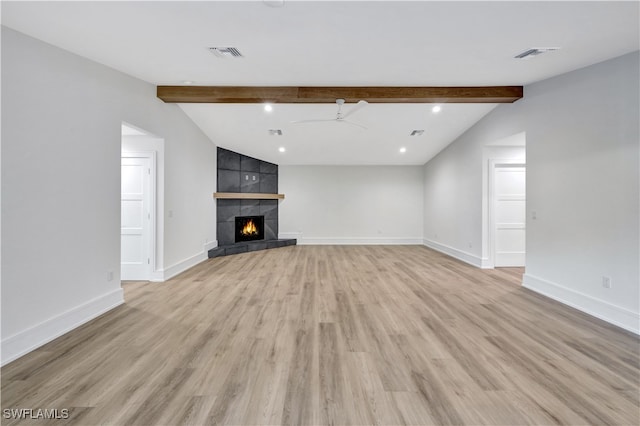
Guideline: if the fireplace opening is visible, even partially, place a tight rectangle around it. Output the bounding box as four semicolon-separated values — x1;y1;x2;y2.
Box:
235;215;265;243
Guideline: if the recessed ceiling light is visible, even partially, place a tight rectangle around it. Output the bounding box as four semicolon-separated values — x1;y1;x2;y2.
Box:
400;147;407;153
278;147;286;153
432;106;441;113
410;130;424;136
269;129;282;136
264;104;273;112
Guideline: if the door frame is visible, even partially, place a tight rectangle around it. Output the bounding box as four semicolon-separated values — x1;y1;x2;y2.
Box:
487;159;526;269
121;151;157;280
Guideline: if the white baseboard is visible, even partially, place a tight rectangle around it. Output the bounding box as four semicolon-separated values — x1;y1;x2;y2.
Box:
296;237;424;245
479;257;492;269
155;241;217;282
423;238;489;268
162;251;208;281
523;274;640;335
278;232;422;245
149;271;165;282
278;232;302;240
1;288;124;366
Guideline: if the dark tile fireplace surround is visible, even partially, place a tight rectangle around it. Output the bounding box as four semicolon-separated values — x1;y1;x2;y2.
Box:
208;148;296;259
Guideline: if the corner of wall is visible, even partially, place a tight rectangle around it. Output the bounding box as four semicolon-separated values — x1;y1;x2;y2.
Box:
157;240;217;281
422;238;489;268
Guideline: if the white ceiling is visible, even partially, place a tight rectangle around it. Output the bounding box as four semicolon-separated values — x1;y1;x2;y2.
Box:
180;102;497;164
3;1;638;165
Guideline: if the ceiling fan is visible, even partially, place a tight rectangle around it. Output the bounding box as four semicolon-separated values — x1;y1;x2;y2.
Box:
292;99;368;129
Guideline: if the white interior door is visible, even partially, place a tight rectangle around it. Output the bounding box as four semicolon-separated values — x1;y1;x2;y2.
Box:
121;155;152;280
494;165;526;267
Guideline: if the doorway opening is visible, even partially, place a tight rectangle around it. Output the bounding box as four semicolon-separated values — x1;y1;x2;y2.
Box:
121;123;162;281
481;132;526;269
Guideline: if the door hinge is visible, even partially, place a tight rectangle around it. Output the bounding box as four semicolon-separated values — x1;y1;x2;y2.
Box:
148;168;151;175
148;258;150;264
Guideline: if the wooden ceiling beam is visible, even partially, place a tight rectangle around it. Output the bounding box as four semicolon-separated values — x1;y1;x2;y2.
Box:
157;85;523;104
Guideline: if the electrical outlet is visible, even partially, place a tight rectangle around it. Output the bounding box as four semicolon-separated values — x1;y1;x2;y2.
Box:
243;173;259;182
602;276;612;289
531;211;537;220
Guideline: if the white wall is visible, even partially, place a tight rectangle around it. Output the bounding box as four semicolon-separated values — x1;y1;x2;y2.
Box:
423;137;526;268
123;132;218;279
280;166;423;244
423;52;639;333
1;27;217;364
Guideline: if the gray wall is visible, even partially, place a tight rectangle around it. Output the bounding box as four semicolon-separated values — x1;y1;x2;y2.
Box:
422;51;639;332
1;27;217;364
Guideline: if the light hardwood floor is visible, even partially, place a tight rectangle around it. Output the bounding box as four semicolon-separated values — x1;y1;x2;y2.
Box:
2;245;639;425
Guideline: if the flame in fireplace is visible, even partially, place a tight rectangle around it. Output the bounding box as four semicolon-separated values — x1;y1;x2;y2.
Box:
241;219;258;236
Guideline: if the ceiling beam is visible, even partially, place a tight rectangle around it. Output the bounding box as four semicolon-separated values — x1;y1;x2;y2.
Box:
156;86;523;104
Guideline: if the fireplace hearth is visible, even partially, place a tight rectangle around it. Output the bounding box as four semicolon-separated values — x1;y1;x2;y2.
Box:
235;215;264;243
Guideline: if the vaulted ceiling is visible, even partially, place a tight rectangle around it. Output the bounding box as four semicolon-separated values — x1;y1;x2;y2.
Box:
3;1;638;165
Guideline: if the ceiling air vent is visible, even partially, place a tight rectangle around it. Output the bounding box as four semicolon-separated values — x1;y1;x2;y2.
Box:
209;47;244;58
269;129;283;136
514;47;560;59
410;130;425;136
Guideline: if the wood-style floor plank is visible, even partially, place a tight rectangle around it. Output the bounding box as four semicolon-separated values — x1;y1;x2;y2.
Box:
2;245;639;425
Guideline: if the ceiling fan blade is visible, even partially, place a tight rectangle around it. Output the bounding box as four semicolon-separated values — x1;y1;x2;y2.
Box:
340;119;368;130
341;100;368;119
291;119;336;124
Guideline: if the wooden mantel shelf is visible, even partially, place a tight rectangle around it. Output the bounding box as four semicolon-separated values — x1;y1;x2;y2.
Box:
214;192;284;200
